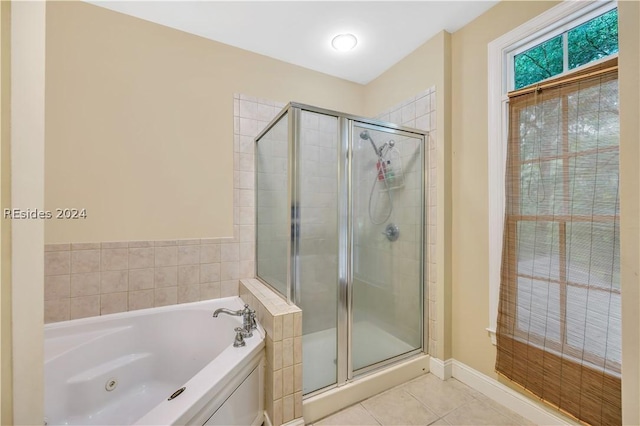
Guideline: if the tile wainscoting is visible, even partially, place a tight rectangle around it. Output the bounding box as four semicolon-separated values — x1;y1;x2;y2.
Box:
44;238;250;322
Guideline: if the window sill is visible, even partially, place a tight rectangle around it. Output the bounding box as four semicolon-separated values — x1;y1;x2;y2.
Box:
486;327;496;346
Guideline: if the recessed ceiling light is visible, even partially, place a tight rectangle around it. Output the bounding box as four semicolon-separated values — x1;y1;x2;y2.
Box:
331;34;358;52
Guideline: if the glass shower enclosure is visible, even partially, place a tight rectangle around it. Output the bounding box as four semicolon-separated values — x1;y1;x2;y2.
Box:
255;103;426;396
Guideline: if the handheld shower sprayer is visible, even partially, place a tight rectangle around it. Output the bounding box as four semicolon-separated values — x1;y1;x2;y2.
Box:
360;129;396;225
361;130;394;158
360;130;381;157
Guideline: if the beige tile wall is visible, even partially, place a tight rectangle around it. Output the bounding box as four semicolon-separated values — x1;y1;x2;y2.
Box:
44;238;244;322
375;87;438;356
240;278;302;426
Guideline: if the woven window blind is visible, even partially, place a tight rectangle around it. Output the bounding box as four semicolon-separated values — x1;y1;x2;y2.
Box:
496;60;621;425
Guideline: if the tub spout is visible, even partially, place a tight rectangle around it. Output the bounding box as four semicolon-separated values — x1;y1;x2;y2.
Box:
212;308;241;318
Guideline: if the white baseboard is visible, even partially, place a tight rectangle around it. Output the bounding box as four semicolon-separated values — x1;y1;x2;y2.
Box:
451;360;576;425
429;357;453;380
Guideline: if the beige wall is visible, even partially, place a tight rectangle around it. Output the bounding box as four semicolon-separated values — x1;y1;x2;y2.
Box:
618;1;640;424
363;31;447;118
450;0;558;376
45;1;364;244
0;1;12;424
364;30;452;360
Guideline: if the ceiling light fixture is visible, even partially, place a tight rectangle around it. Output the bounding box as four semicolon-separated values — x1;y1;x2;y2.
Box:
331;33;358;52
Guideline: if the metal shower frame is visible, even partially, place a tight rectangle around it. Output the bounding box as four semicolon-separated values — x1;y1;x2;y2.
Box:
254;102;429;393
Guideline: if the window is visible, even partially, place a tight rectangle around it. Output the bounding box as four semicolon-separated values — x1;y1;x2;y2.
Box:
496;60;620;426
489;2;621;424
487;0;619;345
513;7;618;89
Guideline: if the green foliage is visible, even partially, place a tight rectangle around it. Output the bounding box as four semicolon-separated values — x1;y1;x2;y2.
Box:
568;9;619;70
515;36;563;90
513;8;618;90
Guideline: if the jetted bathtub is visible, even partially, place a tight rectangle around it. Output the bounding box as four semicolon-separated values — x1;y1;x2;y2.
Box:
45;297;265;426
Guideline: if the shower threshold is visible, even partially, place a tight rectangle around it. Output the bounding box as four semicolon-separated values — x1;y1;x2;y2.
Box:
302;320;417;394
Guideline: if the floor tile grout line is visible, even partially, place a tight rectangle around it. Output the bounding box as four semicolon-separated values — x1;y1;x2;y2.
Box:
399;375;479;421
359;401;384;426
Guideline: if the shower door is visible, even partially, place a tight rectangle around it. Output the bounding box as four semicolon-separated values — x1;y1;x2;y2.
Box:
350;122;424;373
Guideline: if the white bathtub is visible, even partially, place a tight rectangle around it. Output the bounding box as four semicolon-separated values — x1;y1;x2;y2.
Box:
45;297;265;426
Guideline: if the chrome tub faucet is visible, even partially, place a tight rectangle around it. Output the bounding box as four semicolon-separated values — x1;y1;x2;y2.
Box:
213;304;257;337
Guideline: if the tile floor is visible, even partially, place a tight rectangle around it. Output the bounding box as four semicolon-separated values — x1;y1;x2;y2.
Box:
311;373;535;426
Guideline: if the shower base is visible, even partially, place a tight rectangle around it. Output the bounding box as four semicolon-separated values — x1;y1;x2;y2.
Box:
302;320;416;394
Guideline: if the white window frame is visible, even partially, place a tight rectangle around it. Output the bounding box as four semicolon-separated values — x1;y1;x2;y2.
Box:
486;0;617;345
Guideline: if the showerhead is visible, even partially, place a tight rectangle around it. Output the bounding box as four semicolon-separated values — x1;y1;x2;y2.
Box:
360;130;381;157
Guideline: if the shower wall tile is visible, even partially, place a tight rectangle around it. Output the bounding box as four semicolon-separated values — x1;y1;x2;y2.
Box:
374;87;438;355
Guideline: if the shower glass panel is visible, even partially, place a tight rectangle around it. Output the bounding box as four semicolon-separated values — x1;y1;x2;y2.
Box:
351;123;424;372
256;112;289;297
255;103;426;397
298;111;339;393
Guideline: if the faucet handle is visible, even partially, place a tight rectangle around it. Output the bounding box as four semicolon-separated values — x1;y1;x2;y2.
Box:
233;327;246;347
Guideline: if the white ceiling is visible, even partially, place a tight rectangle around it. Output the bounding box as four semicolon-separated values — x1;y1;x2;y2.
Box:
88;1;498;84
